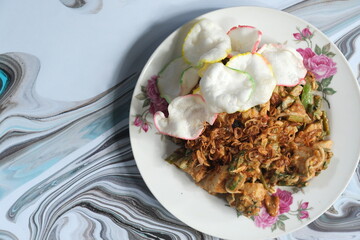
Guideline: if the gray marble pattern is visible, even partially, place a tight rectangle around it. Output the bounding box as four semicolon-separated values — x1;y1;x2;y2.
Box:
0;0;359;239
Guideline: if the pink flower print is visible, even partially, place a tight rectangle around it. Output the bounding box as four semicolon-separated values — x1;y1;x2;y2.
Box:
293;27;313;41
146;75;169;116
299;210;309;219
274;189;293;214
297;48;337;81
149;99;169;116
146;75;161;100
134;116;143;127
293;33;302;40
301;28;313;38
297;201;311;220
297;47;315;60
254;207;278;229
300;202;309;210
133;115;149;132
142;122;149;132
307;54;337;80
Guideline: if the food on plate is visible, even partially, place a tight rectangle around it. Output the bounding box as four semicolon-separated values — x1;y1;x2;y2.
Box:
154;94;217;140
157;57;199;103
227;25;262;55
182;19;231;68
152;19;333;218
225;53;276;111
180;66;200;96
199;62;255;113
257;43;307;86
166;72;332;216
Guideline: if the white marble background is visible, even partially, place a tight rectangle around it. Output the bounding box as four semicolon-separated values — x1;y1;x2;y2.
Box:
0;0;359;239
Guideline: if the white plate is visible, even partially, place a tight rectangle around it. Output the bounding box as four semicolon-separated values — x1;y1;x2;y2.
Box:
129;7;360;240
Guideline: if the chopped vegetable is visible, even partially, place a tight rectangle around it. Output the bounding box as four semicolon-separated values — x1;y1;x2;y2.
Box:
301;81;313;112
321;111;330;136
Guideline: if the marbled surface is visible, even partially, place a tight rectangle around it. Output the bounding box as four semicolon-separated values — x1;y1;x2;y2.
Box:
0;0;359;239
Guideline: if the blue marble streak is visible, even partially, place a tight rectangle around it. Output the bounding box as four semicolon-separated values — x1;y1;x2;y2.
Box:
5;122;218;240
0;52;137;199
0;69;9;96
0;230;18;240
284;0;360;37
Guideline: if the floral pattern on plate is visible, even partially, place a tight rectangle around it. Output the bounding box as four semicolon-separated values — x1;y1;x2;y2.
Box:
252;188;312;231
294;26;337;107
133;75;168;132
